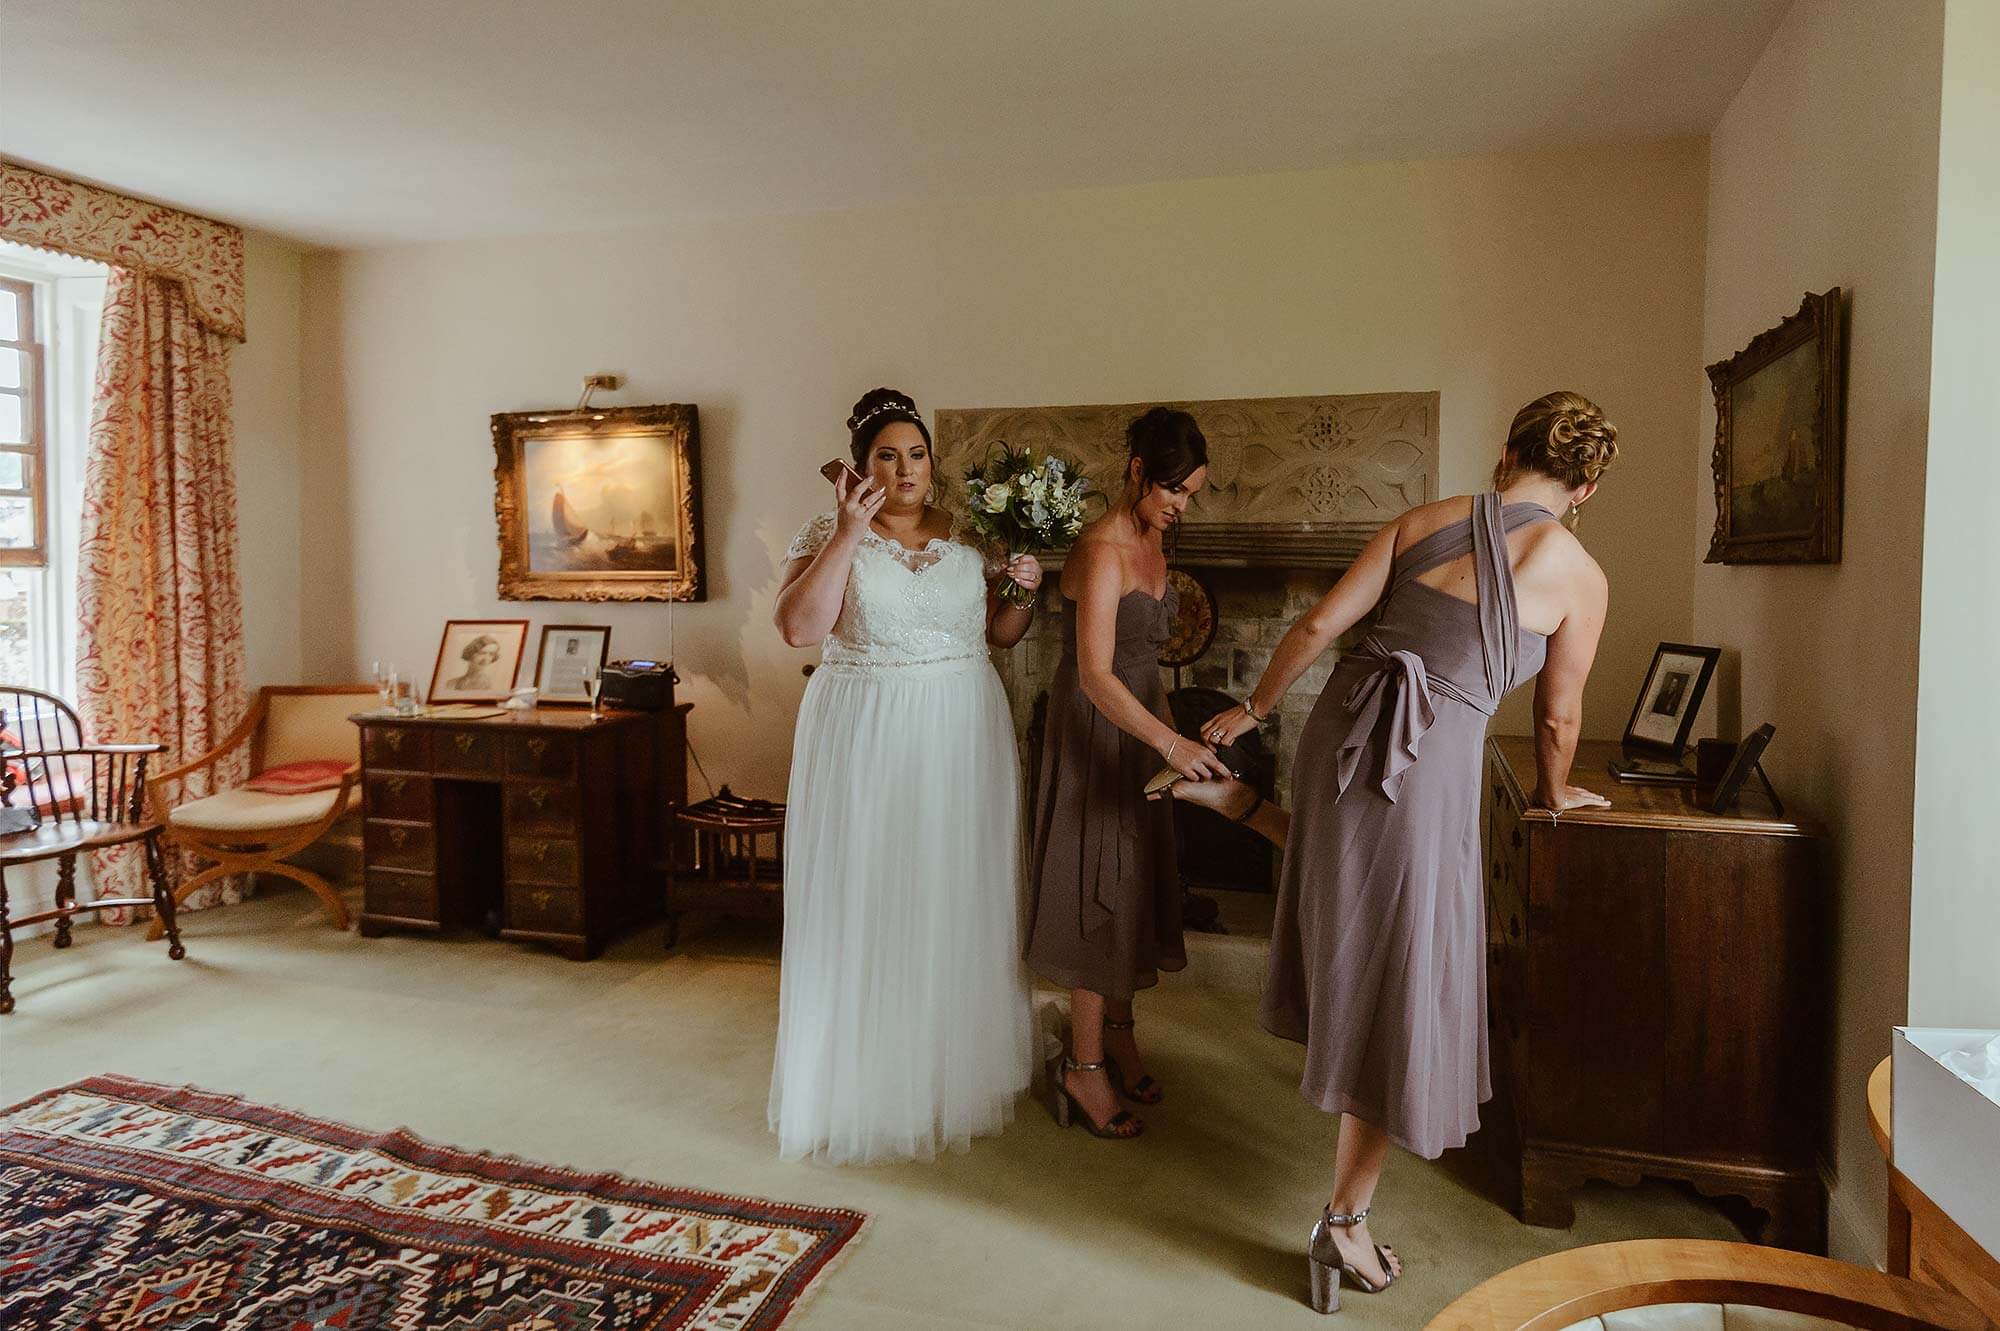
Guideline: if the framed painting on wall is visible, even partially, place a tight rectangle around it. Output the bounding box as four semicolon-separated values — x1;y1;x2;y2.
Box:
493;403;706;601
1705;288;1845;564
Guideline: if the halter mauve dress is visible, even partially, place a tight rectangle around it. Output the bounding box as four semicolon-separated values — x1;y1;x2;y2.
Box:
1263;493;1556;1158
1026;586;1184;1000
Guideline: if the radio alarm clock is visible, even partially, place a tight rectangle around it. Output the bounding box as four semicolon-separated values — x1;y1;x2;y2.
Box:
599;660;678;712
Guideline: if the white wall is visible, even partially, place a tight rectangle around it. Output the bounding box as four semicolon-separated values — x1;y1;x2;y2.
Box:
1695;0;1946;1264
299;140;1707;795
1908;0;2000;1028
232;229;308;688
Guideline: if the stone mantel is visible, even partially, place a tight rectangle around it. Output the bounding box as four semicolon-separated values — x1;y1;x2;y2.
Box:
935;391;1438;568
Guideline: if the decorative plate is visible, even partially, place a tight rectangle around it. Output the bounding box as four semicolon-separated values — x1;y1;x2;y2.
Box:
1160;568;1218;667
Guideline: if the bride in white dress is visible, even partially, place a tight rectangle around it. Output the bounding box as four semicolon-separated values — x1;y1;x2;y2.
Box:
768;388;1039;1164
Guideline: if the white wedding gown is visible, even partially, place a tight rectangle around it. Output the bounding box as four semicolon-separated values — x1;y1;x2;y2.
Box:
768;512;1035;1164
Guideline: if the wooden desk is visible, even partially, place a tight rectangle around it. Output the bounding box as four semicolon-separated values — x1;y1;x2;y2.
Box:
1872;1055;2000;1320
353;705;688;959
1482;736;1829;1250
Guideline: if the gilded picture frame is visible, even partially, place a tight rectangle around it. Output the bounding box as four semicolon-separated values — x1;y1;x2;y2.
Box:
1705;289;1845;565
493;403;706;601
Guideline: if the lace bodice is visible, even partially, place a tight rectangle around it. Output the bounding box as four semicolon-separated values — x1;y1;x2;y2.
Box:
786;512;991;672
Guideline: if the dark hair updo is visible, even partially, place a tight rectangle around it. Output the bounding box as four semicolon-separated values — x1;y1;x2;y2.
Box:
847;387;932;466
1125;406;1208;491
1500;391;1619;488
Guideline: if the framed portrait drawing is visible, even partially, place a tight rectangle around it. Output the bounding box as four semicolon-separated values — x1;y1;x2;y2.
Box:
534;624;610;705
493;403;706;602
428;619;529;704
1705;288;1845;564
1622;642;1721;761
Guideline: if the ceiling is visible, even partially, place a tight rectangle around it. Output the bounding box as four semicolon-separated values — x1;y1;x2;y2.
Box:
2;0;1790;249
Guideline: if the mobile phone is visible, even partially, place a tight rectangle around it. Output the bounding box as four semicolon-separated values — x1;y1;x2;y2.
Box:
820;458;864;488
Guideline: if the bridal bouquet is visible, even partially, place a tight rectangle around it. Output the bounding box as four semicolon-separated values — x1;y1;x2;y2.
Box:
961;443;1095;607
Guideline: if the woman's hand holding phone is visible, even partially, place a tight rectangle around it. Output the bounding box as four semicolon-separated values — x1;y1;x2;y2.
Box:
830;463;886;540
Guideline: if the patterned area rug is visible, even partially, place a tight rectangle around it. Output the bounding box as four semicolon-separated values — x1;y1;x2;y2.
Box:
0;1075;868;1330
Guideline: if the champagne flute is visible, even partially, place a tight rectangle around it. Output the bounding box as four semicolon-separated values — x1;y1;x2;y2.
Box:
583;663;603;718
373;660;394;708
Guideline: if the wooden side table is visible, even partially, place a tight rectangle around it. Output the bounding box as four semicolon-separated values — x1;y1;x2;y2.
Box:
1871;1055;2000;1320
1482;735;1830;1250
665;791;784;948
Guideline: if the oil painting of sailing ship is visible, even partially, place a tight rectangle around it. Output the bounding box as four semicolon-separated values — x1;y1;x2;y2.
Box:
1705;287;1843;565
1725;336;1822;539
492;402;705;601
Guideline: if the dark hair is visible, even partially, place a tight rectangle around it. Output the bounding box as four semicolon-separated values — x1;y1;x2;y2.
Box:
847;387;932;466
1498;391;1619;488
1125;406;1208;490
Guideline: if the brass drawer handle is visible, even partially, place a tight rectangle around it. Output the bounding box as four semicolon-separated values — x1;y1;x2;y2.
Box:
384;776;407;797
527;738;548;761
528;841;549;862
389;827;409;849
454;734;475;753
528;787;549;810
384;731;404;752
532;889;552;910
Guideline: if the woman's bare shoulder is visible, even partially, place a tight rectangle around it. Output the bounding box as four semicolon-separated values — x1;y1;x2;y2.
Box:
1395;496;1478;546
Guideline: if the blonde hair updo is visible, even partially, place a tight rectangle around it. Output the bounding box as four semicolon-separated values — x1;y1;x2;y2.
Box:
1497;391;1619;489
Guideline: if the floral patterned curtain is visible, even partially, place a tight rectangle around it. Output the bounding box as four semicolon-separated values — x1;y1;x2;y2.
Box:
0;160;248;920
73;270;247;915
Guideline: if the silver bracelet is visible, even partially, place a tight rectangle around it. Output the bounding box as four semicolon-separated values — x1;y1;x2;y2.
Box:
1243;695;1268;723
1166;737;1182;766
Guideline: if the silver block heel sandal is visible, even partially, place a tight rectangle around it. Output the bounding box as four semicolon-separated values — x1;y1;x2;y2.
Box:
1307;1206;1397;1314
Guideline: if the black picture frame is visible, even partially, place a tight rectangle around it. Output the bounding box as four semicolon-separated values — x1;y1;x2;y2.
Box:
1705;722;1778;814
1621;642;1721;761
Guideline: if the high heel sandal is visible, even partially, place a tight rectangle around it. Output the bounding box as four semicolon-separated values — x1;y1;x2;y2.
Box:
1100;1018;1163;1104
1306;1206;1398;1314
1043;1052;1144;1139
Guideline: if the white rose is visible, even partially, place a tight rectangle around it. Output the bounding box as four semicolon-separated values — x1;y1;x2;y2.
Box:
983;482;1012;513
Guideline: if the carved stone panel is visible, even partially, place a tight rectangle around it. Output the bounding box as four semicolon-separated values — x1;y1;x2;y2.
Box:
935;392;1438;568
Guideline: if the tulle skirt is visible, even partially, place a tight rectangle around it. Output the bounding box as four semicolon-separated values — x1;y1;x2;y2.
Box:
768;656;1035;1164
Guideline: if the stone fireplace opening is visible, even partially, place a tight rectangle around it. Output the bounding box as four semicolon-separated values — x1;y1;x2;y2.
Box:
943;391;1439;942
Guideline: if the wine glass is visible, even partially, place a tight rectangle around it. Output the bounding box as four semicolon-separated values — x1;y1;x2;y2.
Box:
373;660;395;709
583;663;603;718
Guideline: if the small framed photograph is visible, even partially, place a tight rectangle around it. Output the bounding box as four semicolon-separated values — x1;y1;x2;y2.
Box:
1705;723;1780;815
534;624;611;705
1622;642;1722;760
428;619;530;704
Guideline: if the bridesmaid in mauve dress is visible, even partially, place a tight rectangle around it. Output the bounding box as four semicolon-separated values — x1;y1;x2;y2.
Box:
1026;407;1227;1140
1199;392;1620;1312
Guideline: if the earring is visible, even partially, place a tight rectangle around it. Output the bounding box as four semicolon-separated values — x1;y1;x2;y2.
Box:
1564;501;1581;531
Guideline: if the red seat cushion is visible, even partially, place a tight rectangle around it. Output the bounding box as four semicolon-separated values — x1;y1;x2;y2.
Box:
244;760;352;794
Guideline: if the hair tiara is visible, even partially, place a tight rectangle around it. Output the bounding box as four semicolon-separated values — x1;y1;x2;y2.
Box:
848;399;919;432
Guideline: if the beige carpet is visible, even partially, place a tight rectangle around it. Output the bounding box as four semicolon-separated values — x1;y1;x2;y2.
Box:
1;883;1739;1329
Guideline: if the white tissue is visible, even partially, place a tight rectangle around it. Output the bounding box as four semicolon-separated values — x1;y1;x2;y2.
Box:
502;687;538;711
1942;1032;2000;1108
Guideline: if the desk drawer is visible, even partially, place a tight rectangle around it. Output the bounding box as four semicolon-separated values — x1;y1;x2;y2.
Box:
366;869;438;922
507;835;579;886
365;772;433;822
506;780;578;835
507;732;577;780
434;728;504;777
366;820;435;872
364;726;429;770
507;884;584;934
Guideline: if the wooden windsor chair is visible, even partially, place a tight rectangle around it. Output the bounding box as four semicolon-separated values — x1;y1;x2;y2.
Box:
0;685;182;1014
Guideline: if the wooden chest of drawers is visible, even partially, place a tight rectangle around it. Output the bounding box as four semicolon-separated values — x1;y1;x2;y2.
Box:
354;705;688;959
1482;736;1831;1251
